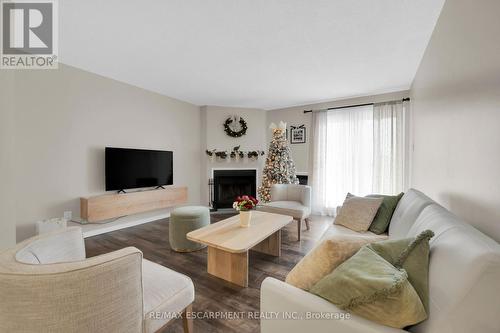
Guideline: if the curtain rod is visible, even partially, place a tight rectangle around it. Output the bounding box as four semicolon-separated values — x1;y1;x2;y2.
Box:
303;97;410;114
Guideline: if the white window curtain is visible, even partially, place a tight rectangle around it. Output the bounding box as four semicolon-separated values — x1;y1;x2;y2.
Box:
310;101;406;216
372;101;406;194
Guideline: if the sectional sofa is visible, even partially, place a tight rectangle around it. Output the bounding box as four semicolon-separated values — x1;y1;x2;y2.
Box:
261;189;500;333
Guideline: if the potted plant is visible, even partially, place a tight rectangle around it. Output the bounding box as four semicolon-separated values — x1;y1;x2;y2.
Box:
233;195;258;227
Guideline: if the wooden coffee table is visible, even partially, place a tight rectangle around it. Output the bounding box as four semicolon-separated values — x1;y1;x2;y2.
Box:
186;211;293;287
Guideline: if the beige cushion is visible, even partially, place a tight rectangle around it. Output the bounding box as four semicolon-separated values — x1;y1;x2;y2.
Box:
258;201;311;219
142;259;195;333
334;194;383;232
286;235;377;291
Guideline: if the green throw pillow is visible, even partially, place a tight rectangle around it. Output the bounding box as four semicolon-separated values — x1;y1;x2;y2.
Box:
367;229;434;312
310;246;427;328
367;193;404;234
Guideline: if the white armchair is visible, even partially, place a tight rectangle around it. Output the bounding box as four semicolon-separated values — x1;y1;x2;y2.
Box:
0;227;194;333
258;184;312;240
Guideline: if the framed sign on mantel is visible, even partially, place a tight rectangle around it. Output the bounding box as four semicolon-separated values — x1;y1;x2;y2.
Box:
290;125;306;144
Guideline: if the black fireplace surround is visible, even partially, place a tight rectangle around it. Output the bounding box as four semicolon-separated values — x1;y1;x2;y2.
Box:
212;169;257;210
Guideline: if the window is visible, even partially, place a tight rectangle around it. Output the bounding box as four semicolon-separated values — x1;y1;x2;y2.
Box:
310;101;406;215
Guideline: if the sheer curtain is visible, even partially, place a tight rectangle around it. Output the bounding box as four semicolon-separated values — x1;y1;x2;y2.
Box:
310;101;406;216
372;101;406;194
310;105;374;215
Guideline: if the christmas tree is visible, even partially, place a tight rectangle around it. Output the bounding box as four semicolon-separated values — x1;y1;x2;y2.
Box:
258;121;299;202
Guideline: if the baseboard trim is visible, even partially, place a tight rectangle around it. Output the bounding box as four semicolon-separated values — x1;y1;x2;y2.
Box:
68;208;172;238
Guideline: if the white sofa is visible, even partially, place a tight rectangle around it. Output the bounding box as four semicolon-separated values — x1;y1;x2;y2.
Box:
0;227;194;333
261;189;500;333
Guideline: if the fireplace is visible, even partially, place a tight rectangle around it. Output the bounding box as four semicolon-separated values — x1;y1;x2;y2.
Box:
211;169;257;210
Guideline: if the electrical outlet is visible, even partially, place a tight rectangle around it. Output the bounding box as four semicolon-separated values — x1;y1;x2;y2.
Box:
64;211;72;221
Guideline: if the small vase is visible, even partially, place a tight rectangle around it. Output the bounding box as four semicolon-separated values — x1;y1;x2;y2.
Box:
239;210;252;228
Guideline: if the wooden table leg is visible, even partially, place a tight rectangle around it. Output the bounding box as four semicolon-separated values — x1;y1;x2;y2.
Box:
251;230;281;256
182;304;193;333
207;246;248;287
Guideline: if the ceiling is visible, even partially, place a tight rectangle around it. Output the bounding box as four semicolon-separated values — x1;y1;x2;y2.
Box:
60;0;445;110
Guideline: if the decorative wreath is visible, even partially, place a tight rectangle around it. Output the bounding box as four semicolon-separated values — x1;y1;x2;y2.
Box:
224;116;248;137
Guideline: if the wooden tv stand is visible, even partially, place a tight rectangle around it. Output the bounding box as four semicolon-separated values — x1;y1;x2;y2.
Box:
80;187;187;222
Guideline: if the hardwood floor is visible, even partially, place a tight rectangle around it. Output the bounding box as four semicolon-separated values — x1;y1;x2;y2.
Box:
85;214;333;333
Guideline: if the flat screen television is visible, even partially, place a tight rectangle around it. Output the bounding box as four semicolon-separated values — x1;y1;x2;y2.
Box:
105;147;173;191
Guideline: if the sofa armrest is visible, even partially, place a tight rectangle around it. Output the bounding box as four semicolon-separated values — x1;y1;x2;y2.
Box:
261;277;407;333
15;226;86;264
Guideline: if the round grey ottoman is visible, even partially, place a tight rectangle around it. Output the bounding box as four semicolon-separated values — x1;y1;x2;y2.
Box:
169;206;210;252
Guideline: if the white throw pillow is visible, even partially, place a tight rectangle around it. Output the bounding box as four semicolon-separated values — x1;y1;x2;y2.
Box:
334;193;383;232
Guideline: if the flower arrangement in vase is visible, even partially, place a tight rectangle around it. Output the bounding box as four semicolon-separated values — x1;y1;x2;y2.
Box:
233;195;259;227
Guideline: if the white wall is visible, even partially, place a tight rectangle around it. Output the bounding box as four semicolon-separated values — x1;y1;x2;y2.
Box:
11;64;202;241
410;0;500;241
0;71;16;249
200;106;267;205
267;91;410;175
